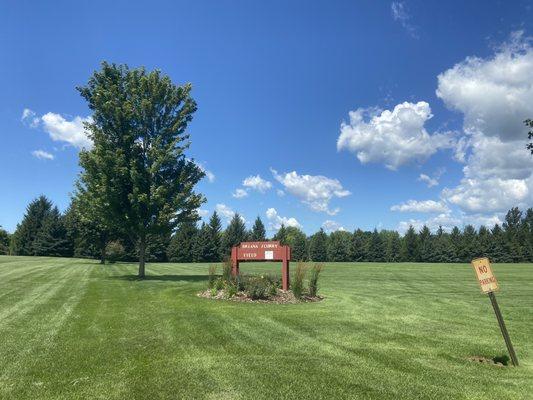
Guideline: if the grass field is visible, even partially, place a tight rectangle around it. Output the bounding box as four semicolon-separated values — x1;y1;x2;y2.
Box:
0;256;531;400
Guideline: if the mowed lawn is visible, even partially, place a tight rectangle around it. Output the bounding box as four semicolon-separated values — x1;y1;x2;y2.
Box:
0;257;531;400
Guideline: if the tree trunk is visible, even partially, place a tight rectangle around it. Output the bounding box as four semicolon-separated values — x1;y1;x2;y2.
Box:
100;246;106;264
138;236;146;278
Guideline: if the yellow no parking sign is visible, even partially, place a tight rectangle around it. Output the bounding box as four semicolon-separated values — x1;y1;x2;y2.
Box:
471;257;498;293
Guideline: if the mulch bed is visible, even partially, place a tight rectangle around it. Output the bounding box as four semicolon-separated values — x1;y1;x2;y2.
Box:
197;289;323;304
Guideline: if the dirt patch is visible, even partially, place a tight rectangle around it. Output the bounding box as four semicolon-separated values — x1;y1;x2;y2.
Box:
197;289;323;304
467;355;510;367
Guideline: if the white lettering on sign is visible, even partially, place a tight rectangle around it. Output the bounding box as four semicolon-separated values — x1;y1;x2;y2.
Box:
264;251;274;260
471;257;499;293
242;253;258;258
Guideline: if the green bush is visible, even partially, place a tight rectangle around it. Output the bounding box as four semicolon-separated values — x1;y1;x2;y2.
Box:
244;276;270;300
308;263;323;297
105;241;125;263
225;280;238;298
207;265;217;289
292;262;307;298
214;277;225;291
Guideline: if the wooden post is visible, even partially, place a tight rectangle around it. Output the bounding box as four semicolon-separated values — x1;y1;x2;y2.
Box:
231;247;239;276
488;291;518;366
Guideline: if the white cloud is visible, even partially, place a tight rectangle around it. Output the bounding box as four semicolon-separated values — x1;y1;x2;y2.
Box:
397;211;504;235
31;149;54;160
322;220;345;233
337;101;455;170
41;112;92;150
232;188;249;199
436;32;533;214
437;31;533;142
391;199;449;213
418;174;438;188
391;1;418;38
243;174;272;193
215;203;245;224
21;108;40;128
271;168;350;215
197;209;209;218
265;208;301;230
196;162;215;183
276;189;285;197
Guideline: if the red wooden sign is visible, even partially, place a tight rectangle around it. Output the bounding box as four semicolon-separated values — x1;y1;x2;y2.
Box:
231;241;291;290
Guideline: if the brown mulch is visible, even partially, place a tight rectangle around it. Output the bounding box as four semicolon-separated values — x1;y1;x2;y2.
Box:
467;356;509;367
197;289;323;304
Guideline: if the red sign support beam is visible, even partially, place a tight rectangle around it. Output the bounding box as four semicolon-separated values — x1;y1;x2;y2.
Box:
231;241;291;290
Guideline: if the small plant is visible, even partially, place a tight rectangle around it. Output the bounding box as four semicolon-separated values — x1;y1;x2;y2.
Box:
225;280;238;298
210;287;217;297
207;265;217;289
308;263;323;297
222;258;232;283
292;262;307;299
214;277;225;291
244;276;270;300
105;240;125;263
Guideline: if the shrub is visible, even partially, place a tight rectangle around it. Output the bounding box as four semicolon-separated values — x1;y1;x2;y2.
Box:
207;265;217;289
222;258;233;283
308;263;323;297
292;262;307;299
244;276;270;300
105;241;125;263
214;277;225;291
225;280;238;298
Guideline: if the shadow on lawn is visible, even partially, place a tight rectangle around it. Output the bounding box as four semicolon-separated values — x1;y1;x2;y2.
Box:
111;274;207;283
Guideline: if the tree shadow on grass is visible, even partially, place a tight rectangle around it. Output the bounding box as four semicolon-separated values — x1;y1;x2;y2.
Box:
111;274;207;283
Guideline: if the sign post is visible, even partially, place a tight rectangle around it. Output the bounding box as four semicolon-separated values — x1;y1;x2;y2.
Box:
231;241;291;290
471;257;518;366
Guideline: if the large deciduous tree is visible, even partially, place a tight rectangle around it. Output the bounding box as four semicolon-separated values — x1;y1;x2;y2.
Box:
77;62;205;277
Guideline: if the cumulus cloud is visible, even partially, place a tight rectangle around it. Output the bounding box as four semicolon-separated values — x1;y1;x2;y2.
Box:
243;175;272;193
437;32;533;214
31;149;54;160
197;209;209;218
271;168;350;215
418;174;438;188
21;108;40;128
196;162;215;183
215;204;245;224
437;31;533;142
391;199;449;213
337;101;455;170
265;208;301;230
391;1;418;38
232;188;249;199
322;220;345;233
41;112;92;150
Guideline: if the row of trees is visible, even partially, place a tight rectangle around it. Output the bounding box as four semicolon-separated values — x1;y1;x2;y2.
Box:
5;197;532;264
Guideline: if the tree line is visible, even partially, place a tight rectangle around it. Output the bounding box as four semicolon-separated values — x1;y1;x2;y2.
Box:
3;196;532;264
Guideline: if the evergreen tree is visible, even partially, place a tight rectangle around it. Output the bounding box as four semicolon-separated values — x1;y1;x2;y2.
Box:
0;226;9;255
383;230;401;262
522;208;533;261
167;221;198;262
11;196;54;256
432;227;455;263
78;62;205;277
350;229;367;261
460;225;478;262
251;217;266;241
477;226;491;258
145;232;171;262
32;207;72;257
285;226;308;261
449;226;462;262
192;223;211;262
273;224;288;244
418;225;433;262
488;224;507;262
503;207;523;262
308;228;328;262
368;229;384;261
400;225;418;262
207;211;222;261
221;214;247;256
327;230;352;261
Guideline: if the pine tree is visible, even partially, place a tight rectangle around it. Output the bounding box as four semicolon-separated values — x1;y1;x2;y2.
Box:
167;221;198;262
503;207;523;262
418;225;433;262
11;196;54;256
350;229;366;261
449;226;462;262
432;227;455;263
221;214;247;256
477;226;491;258
368;229;384;261
285;226;308;261
400;225;418;262
488;224;507;262
192;223;211;262
327;231;352;261
273;224;288;245
32;207;72;257
0;226;9;255
251;217;266;241
207;211;222;261
383;230;401;262
522;208;533;261
460;225;478;261
308;228;328;262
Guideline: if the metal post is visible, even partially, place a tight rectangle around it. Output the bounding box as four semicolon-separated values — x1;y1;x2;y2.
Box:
488;291;519;366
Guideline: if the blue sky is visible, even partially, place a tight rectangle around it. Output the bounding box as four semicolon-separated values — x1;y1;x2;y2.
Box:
1;0;533;234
